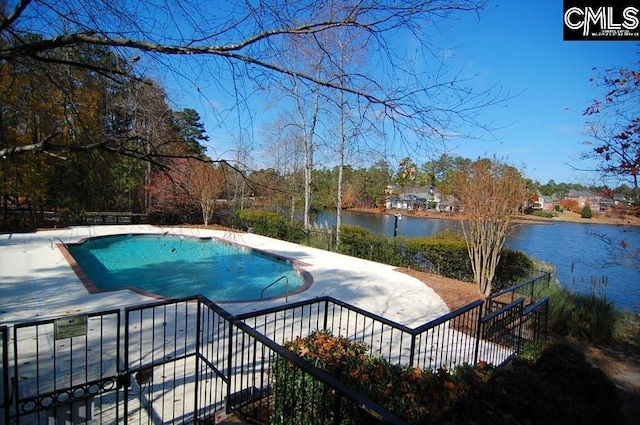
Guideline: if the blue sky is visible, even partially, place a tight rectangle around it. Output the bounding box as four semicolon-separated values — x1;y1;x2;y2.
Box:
438;1;637;185
166;1;637;186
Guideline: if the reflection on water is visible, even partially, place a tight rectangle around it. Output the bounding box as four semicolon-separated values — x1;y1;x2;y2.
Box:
319;210;640;311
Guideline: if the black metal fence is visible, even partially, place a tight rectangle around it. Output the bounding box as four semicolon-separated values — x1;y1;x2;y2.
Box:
237;295;537;372
124;298;211;423
486;271;551;344
10;309;121;424
1;326;8;425
226;303;408;424
1;286;549;424
487;271;552;312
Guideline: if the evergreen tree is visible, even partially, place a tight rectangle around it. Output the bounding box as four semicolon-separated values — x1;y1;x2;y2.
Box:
173;109;209;157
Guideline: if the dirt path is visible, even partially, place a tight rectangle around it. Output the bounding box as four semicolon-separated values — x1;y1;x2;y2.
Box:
396;267;481;310
400;267;640;425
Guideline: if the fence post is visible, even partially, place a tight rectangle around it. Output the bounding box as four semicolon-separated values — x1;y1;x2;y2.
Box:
473;300;485;365
123;310;130;420
332;392;343;425
323;298;329;332
541;298;549;340
530;279;535;302
409;333;417;368
226;318;235;415
194;299;202;422
516;303;524;356
1;326;8;425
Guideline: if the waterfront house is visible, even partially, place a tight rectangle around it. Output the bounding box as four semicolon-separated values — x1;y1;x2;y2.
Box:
566;189;611;212
529;191;555;212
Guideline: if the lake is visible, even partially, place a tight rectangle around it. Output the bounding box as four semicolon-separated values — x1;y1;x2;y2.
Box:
317;210;640;312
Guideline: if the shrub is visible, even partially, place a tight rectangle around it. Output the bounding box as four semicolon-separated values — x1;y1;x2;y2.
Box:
339;226;532;287
559;198;579;212
338;226;471;278
275;331;464;424
493;249;534;291
338;224;386;259
581;204;593;218
531;343;622;424
274;332;623;424
406;232;473;280
529;209;555;218
614;311;640;346
234;210;306;243
454;343;621;424
236;215;534;291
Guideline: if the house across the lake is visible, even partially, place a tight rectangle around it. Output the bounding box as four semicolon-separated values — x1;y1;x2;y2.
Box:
384;186;457;212
385;193;428;210
566;189;614;212
385;186;628;216
529;191;555;212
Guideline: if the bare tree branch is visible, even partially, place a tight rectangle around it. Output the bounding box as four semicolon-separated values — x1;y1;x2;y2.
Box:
1;1;491;119
0;0;30;33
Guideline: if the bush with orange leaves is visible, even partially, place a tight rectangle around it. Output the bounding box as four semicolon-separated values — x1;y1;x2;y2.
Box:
272;331;622;425
559;198;580;212
273;330;465;424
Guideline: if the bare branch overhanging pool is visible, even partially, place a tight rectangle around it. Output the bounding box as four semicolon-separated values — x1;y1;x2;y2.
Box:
64;233;311;301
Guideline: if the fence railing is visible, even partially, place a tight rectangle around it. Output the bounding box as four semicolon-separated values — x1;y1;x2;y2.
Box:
238;294;536;372
225;300;409;424
1;325;8;425
476;297;525;366
10;309;122;424
521;296;550;343
487;271;552;312
1;282;549;424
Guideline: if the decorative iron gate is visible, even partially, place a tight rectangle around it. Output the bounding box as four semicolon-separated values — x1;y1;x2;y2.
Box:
4;297;234;424
11;309;121;424
122;297;232;424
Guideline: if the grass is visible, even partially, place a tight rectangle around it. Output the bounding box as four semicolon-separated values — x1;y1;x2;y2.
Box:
537;281;639;348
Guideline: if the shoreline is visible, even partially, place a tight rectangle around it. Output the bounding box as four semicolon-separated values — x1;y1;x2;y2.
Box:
347;207;640;227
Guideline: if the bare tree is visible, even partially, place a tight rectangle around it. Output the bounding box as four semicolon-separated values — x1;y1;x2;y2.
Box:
187;161;225;226
127;81;177;212
325;24;370;248
1;0;501;164
295;76;322;232
230;135;253;210
260;116;305;220
147;158;224;225
581;65;639;204
586;228;640;271
453;158;528;296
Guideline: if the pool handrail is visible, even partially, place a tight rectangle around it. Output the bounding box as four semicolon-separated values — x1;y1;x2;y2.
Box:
260;275;289;301
50;237;68;250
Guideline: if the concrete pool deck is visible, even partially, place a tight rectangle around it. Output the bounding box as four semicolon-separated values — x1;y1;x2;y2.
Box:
0;225;449;327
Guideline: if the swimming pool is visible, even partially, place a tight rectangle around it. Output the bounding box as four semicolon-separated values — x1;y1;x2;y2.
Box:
65;234;310;301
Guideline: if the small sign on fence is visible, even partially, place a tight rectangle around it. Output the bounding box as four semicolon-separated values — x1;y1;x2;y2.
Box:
54;315;88;340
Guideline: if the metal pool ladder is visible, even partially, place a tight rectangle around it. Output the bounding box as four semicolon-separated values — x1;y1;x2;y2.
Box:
260;275;289;302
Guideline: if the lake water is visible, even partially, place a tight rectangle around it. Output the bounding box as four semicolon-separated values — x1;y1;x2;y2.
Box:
318;210;640;312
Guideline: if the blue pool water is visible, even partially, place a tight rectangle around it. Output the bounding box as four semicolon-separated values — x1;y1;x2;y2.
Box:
67;234;307;301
